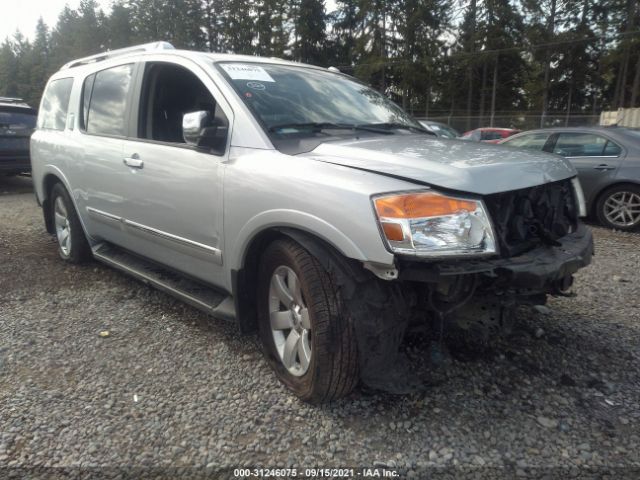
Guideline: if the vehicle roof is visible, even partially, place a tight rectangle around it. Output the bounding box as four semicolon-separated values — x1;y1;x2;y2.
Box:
513;125;630;133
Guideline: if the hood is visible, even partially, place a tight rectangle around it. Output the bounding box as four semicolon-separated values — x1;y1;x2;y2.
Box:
299;135;576;195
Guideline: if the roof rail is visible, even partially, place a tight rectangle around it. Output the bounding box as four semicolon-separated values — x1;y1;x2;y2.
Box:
0;96;25;103
61;41;175;70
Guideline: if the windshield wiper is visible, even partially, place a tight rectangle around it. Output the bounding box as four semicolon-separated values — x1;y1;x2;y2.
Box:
364;122;435;135
268;122;393;135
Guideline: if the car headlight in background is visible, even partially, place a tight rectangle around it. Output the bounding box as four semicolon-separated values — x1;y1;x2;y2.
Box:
373;190;497;257
571;177;587;217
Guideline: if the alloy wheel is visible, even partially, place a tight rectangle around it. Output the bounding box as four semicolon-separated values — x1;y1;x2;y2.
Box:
268;266;312;377
54;196;72;256
603;191;640;228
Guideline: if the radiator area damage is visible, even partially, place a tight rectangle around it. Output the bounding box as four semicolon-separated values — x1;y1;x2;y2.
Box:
281;179;594;395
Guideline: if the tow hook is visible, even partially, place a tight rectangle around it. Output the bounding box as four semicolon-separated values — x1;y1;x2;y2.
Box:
552;275;574;296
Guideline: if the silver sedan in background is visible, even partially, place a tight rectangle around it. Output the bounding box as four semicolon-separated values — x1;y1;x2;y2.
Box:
500;126;640;231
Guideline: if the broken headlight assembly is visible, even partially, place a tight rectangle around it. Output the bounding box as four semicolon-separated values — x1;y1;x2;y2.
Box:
373;190;497;257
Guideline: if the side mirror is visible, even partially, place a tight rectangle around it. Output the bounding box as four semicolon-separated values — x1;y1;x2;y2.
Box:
182;111;228;154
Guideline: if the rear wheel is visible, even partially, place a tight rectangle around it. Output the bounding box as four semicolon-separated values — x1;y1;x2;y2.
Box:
596;184;640;231
257;239;358;403
50;183;91;262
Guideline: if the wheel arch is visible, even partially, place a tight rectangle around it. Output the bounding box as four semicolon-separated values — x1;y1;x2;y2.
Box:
41;172;67;234
232;226;357;335
40;167;92;242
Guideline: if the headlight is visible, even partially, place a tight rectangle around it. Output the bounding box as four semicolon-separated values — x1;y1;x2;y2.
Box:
571;177;587;217
373;190;497;257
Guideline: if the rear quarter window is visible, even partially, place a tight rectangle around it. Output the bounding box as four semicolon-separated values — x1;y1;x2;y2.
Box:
39;78;74;130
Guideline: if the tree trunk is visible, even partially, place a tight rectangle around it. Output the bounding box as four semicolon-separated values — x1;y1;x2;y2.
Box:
565;81;573;127
490;55;499;127
466;0;477;130
615;0;638;108
540;0;557;128
631;55;640;108
479;59;488;126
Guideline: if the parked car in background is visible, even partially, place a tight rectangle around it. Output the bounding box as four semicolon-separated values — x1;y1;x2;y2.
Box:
0;97;37;175
462;127;520;143
499;126;640;231
32;43;593;402
418;120;460;138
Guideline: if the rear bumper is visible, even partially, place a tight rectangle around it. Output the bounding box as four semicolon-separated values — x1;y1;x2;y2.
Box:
398;223;594;291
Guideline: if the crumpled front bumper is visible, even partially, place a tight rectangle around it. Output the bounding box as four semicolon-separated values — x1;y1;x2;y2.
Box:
398;223;594;291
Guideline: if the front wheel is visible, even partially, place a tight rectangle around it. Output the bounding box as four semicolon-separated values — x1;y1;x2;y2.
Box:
596;184;640;231
50;183;91;262
257;239;358;403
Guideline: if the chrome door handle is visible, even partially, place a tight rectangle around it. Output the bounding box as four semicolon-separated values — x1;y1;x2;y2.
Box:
594;164;614;171
123;154;144;169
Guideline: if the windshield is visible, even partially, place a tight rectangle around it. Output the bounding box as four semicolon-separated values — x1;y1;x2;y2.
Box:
0;109;36;133
218;62;422;134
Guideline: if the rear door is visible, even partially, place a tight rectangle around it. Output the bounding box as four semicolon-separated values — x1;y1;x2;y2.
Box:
546;131;625;199
80;63;137;246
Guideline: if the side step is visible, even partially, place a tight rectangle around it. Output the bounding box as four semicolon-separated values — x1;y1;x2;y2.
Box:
93;243;235;322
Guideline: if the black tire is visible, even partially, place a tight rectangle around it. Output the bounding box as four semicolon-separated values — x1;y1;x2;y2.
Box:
595;184;640;231
257;238;358;403
50;183;92;263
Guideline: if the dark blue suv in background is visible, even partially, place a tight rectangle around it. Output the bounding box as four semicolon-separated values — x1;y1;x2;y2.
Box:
0;97;37;175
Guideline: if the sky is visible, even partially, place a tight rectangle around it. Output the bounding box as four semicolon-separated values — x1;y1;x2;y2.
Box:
1;0;339;42
1;0;110;40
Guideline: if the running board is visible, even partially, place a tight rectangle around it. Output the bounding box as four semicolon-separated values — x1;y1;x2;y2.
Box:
93;243;235;322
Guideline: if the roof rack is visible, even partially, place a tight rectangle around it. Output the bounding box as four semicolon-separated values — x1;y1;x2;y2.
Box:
61;41;175;70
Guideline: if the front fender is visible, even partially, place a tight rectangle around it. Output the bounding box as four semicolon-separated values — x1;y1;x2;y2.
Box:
230;209;377;271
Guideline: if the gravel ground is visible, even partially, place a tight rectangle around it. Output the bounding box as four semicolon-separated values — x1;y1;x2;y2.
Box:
1;175;639;479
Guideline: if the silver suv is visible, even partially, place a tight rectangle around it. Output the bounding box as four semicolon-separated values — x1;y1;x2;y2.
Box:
31;43;593;403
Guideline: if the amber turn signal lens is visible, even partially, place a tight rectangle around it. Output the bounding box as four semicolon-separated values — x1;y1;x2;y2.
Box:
381;221;404;241
375;192;477;219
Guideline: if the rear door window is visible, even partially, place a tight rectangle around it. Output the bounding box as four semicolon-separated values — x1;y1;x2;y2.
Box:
553;133;613;157
84;64;134;137
39;78;74;130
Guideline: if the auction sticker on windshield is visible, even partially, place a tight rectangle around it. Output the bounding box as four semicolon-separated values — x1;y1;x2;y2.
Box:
221;64;275;82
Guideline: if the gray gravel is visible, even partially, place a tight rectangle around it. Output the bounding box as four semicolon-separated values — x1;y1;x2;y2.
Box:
1;175;639;478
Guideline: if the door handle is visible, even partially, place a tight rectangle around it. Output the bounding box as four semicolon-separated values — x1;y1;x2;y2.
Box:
123;154;144;169
593;164;615;171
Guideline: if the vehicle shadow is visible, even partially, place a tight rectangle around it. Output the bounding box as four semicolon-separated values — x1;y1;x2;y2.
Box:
0;174;33;195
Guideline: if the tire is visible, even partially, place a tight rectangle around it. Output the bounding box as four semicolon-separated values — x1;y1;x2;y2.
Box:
596;184;640;231
257;238;358;403
50;183;91;263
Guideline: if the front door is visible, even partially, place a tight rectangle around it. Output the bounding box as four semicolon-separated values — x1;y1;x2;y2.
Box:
120;60;232;286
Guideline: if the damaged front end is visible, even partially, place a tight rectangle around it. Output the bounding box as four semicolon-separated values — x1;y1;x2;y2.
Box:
398;178;593;334
355;179;593;393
